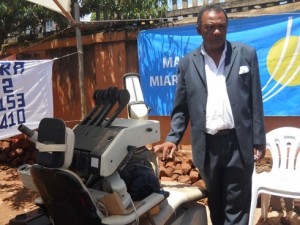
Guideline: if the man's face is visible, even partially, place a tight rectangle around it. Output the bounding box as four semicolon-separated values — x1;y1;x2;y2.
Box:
196;10;227;52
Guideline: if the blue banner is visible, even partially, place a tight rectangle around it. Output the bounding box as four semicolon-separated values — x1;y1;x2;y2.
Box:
138;13;300;116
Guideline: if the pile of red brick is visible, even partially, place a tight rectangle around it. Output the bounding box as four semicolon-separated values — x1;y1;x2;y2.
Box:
157;150;206;189
0;136;36;167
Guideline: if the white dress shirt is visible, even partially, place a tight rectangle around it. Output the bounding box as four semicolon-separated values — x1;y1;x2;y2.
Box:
201;44;235;135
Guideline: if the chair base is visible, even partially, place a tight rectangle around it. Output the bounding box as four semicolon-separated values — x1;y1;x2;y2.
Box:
9;208;52;225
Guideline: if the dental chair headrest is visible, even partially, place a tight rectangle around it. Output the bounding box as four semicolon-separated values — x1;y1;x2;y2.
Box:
35;118;75;168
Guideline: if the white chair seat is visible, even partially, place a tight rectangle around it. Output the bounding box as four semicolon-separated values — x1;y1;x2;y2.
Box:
255;170;300;195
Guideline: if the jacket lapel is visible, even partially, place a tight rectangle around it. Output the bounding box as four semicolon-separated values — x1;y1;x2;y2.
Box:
192;47;207;88
224;41;238;80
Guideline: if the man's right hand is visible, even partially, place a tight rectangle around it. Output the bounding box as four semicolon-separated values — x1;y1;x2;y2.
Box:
153;142;177;161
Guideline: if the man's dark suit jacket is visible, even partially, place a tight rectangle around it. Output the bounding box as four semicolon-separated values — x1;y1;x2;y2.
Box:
165;41;266;180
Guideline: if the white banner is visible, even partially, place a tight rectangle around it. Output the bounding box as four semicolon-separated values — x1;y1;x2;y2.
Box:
0;60;54;140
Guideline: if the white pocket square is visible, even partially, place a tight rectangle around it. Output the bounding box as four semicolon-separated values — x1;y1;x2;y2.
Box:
239;66;249;75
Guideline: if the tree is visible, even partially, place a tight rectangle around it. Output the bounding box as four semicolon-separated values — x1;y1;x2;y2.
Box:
0;0;168;51
0;0;68;50
83;0;168;20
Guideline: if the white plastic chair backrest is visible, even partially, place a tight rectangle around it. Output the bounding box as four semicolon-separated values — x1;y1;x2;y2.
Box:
266;127;300;172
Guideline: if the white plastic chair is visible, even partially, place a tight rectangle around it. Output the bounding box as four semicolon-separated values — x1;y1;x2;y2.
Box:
249;127;300;225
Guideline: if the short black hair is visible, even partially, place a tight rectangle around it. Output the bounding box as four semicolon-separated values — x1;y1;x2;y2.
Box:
197;4;228;26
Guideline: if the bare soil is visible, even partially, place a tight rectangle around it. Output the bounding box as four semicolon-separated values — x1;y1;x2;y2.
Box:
0;164;39;225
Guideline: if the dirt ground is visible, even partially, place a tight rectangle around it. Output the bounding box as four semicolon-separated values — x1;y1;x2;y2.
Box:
1;162;299;225
0;164;39;225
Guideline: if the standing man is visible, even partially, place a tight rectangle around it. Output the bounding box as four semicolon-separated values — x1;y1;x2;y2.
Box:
154;4;266;225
